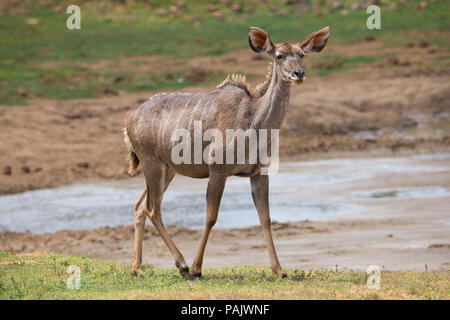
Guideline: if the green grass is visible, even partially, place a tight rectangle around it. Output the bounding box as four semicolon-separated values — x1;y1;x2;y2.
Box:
0;0;449;104
0;64;223;105
0;252;448;299
310;53;382;76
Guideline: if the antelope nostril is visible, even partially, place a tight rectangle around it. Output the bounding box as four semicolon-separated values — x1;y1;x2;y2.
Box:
293;70;305;79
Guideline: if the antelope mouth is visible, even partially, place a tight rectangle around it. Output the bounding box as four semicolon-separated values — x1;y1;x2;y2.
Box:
294;76;306;85
284;71;306;84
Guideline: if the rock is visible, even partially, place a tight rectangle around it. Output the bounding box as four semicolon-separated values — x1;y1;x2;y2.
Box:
17;88;28;97
314;8;324;16
9;6;29;16
3;166;12;175
212;11;225;20
184;67;208;82
364;35;376;42
102;88;119;96
419;40;429;48
155;8;168;16
77;162;90;169
388;3;398;11
176;0;187;9
387;57;411;67
114;76;125;83
297;0;311;12
387;57;400;65
22;166;31;174
329;1;344;11
169;5;178;14
351;0;364;11
231;3;243;12
26;18;39;25
186;15;202;24
416;1;427;10
268;4;278;13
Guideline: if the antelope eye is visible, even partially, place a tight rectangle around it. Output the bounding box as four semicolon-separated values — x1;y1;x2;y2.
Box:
276;53;284;59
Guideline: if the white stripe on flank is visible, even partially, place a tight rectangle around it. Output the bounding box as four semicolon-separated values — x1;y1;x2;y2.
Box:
199;99;212;121
174;95;195;131
161;97;179;142
135;100;153;138
158;96;179;147
202;99;217;121
150;101;160;143
188;96;205;132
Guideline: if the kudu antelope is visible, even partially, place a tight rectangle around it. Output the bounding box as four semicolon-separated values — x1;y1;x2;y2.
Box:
124;26;330;280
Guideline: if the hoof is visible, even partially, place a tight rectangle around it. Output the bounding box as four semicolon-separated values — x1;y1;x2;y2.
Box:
179;266;192;280
192;272;202;280
132;268;143;277
272;267;287;278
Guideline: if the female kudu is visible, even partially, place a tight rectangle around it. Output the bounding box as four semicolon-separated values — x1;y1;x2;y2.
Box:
124;26;330;279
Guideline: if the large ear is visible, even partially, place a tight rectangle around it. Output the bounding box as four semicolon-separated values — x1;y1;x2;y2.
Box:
248;27;274;54
299;26;330;54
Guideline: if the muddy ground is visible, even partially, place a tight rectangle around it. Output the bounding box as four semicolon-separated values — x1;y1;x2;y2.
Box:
2;194;449;272
2;151;450;272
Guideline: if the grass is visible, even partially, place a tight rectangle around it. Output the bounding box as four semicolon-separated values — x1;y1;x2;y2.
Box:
0;0;449;105
1;65;223;105
0;251;448;299
310;53;382;76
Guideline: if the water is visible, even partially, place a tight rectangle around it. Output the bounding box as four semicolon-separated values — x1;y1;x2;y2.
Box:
351;186;450;201
0;153;449;234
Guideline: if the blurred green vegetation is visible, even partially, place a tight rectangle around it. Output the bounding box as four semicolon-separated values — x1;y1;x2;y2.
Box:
0;0;449;105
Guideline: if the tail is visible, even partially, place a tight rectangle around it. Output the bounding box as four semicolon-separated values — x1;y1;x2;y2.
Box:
122;127;139;176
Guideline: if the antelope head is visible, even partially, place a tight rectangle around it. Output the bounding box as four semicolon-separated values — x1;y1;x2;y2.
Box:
248;26;330;84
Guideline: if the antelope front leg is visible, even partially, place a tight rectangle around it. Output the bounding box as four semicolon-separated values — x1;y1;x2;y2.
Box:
192;173;227;279
250;174;286;277
132;189;147;276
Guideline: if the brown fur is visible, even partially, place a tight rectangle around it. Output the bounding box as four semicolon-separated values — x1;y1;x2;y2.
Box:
122;128;139;176
217;61;274;99
216;73;254;97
